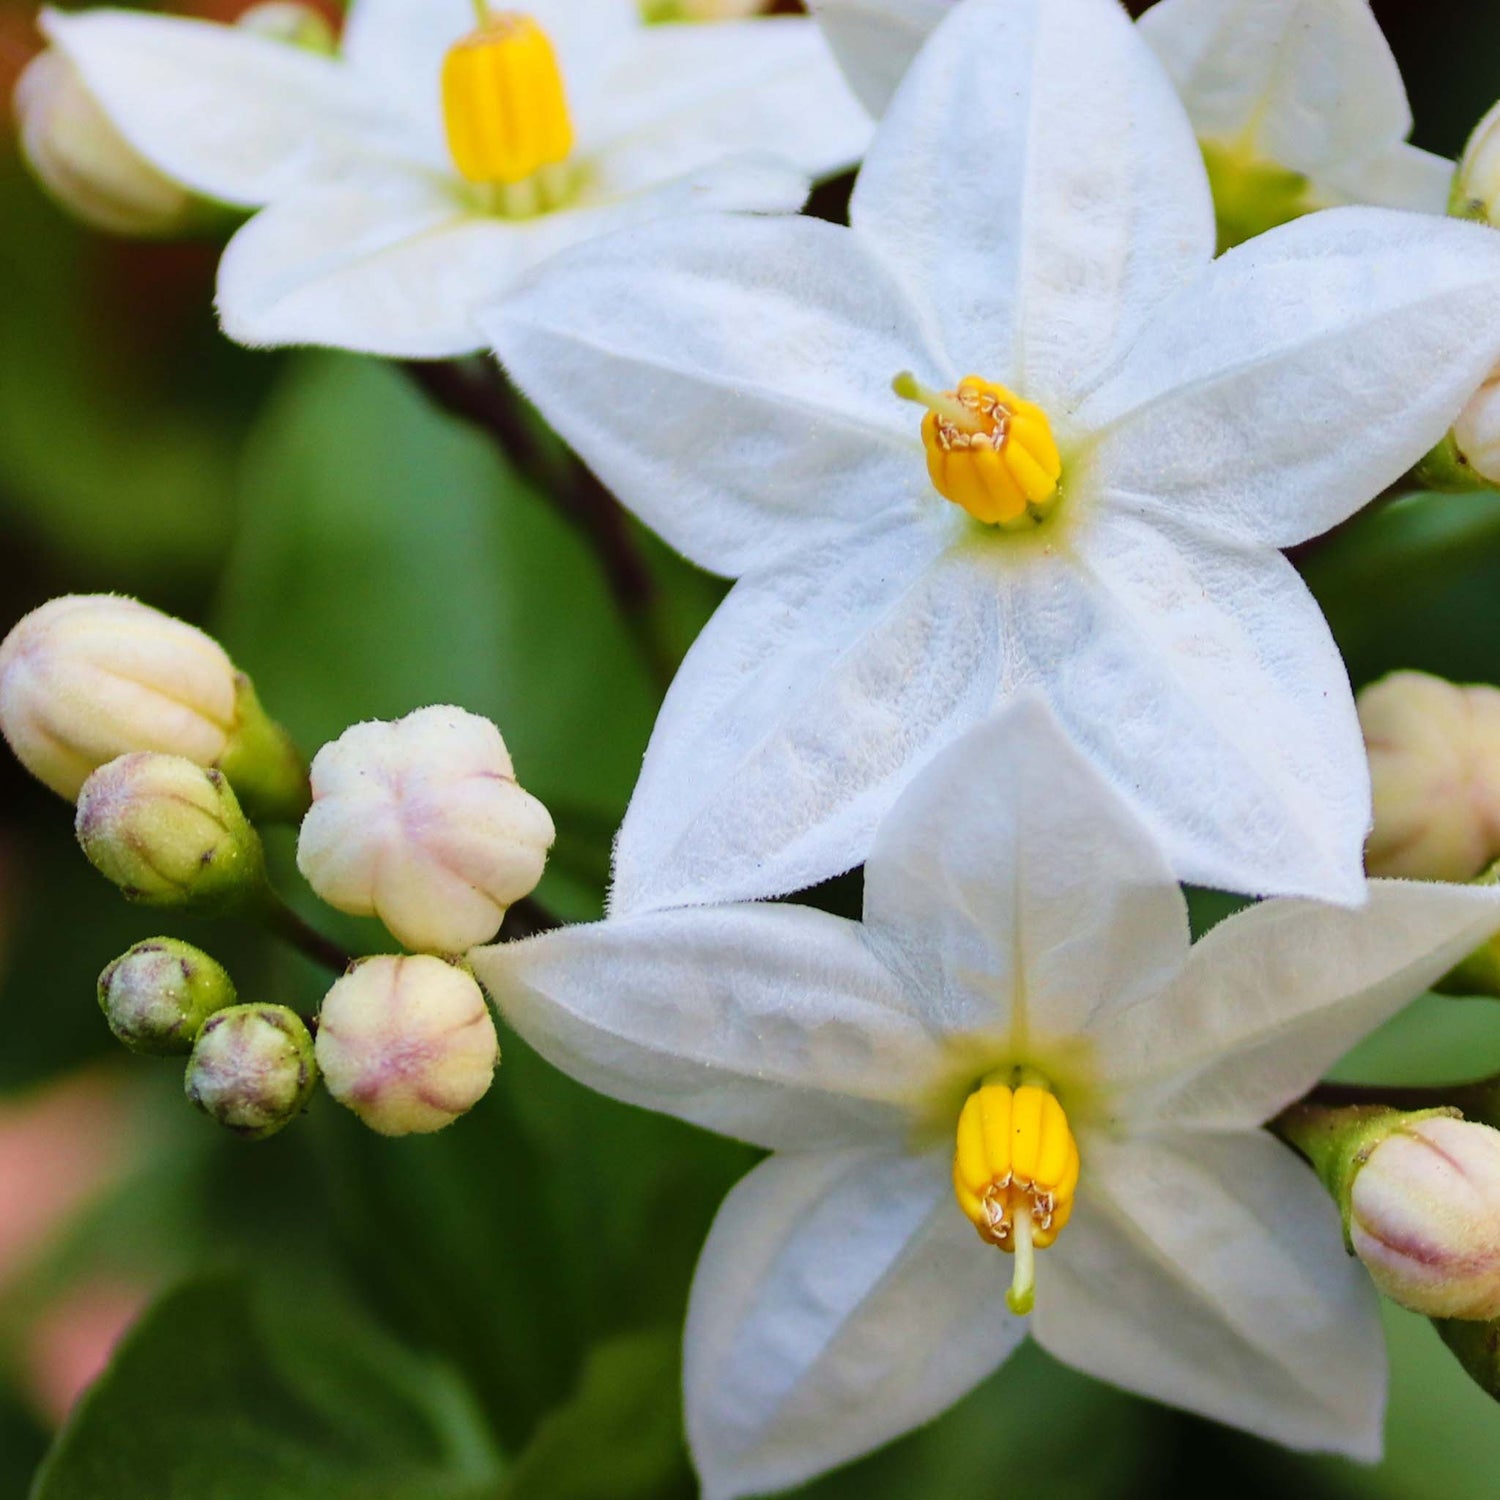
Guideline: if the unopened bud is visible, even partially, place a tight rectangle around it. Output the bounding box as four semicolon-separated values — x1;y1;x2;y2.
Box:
75;754;263;911
236;3;337;52
14;50;199;237
1359;671;1500;881
185;1004;317;1141
297;707;554;953
1455;101;1500;227
0;595;306;820
315;955;498;1136
1453;372;1500;489
98;938;236;1055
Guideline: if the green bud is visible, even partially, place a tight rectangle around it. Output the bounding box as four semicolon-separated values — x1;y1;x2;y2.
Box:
75;753;264;911
1454;101;1500;227
98;938;236;1055
185;1004;318;1141
236;3;338;53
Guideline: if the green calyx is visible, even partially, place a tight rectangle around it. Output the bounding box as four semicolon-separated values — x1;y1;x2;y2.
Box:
217;673;310;824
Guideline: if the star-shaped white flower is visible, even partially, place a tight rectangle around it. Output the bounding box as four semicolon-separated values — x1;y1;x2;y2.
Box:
814;0;1452;235
470;698;1500;1498
486;0;1500;915
41;0;870;357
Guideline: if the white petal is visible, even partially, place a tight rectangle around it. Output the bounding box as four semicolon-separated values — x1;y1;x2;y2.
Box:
1139;0;1419;187
589;18;870;189
1323;142;1455;216
849;0;1213;405
686;1148;1024;1500
1079;208;1500;549
1095;879;1500;1131
220;158;806;358
610;510;991;915
1037;1131;1384;1458
485;212;936;576
42;7;403;207
862;696;1190;1041
809;0;949;118
469;905;937;1151
1023;508;1368;903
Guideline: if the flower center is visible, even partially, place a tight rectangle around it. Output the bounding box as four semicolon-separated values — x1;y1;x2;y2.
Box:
442;5;575;215
894;372;1062;530
952;1073;1079;1314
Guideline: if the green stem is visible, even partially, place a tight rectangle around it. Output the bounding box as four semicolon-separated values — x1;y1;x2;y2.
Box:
257;889;353;976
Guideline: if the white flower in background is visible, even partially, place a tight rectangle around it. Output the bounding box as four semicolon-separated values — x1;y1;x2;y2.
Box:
471;699;1500;1498
1454;370;1500;486
488;0;1500;915
298;706;554;953
39;0;870;358
812;0;1451;245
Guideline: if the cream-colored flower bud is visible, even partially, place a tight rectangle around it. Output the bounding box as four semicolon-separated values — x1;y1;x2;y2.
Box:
1360;671;1500;881
75;753;263;911
1455;101;1500;227
315;955;498;1136
0;595;305;820
1351;1116;1500;1320
186;1004;318;1141
14;50;198;237
298;706;554;953
236;3;337;53
1454;372;1500;487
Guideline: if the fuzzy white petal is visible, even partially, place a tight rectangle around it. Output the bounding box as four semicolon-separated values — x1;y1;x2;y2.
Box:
1080;209;1500;548
589;18;870;188
42;8;403;207
1323;142;1455;216
849;0;1214;404
862;696;1190;1040
220;159;806;358
1095;879;1500;1131
469;905;937;1151
486;213;935;575
611;511;989;915
1037;1131;1384;1459
809;0;949;118
1025;508;1369;903
686;1148;1024;1500
1139;0;1424;201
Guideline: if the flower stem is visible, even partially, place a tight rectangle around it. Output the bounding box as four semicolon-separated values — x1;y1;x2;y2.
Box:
257;888;354;976
403;359;676;695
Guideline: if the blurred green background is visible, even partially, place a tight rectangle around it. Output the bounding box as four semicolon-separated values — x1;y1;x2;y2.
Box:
2;1;1500;1495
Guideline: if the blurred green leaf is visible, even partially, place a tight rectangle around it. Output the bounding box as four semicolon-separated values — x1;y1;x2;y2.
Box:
1330;994;1500;1086
31;1272;503;1500
503;1328;690;1500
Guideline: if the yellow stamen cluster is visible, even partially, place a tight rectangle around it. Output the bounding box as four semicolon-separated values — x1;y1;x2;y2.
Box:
442;10;573;190
953;1079;1079;1313
895;373;1062;529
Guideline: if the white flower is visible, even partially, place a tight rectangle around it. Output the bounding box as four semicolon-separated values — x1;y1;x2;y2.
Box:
1454;369;1500;485
486;0;1500;914
814;0;1452;233
41;0;870;357
298;706;554;953
471;698;1500;1497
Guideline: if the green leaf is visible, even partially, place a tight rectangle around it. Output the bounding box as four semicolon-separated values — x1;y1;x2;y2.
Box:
503;1328;690;1500
31;1272;503;1500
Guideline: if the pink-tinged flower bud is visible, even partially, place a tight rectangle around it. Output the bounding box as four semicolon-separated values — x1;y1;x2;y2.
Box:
186;1004;318;1142
14;51;197;238
0;595;306;820
1351;1116;1500;1321
98;938;236;1056
75;754;264;911
297;707;554;953
1359;671;1500;881
315;955;498;1136
1454;372;1500;488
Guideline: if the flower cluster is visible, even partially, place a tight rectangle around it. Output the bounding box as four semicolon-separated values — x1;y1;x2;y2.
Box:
12;0;1500;1493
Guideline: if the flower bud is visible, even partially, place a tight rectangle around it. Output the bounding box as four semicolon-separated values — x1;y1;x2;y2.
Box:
641;0;765;20
1359;671;1500;881
1453;372;1500;488
75;754;264;911
297;706;554;953
1455;101;1500;227
0;595;306;820
185;1004;318;1141
236;3;338;53
98;938;236;1056
315;955;498;1136
14;50;199;238
1350;1115;1500;1320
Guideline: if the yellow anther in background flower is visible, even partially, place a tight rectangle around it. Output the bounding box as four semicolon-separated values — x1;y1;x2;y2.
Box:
953;1077;1079;1314
894;372;1062;530
442;8;574;190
